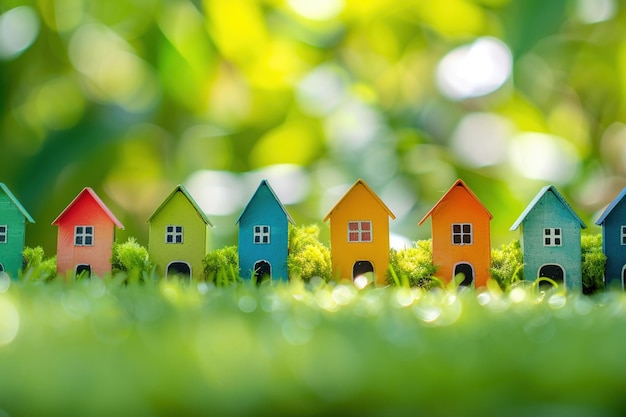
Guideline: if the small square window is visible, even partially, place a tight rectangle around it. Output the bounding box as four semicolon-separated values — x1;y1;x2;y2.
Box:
74;225;94;246
165;225;183;244
254;225;270;244
543;228;562;247
452;223;472;246
0;225;7;244
347;221;372;242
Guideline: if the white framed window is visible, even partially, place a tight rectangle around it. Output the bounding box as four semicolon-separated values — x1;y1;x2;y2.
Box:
254;226;270;244
74;226;94;246
621;226;626;245
166;225;184;244
348;221;372;242
452;223;472;245
544;228;562;247
0;225;6;244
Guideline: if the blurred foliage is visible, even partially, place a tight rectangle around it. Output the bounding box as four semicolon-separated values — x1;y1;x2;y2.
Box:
490;239;524;290
581;233;606;294
1;0;625;256
1;280;626;415
20;246;56;281
387;239;437;288
287;224;332;282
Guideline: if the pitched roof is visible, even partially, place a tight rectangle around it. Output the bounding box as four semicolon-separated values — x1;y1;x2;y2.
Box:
595;187;626;225
51;187;124;228
418;179;492;226
236;179;295;225
510;185;586;231
323;179;396;222
147;184;213;226
0;183;35;223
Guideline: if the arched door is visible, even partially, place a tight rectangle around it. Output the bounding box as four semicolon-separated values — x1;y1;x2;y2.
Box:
0;263;4;272
621;265;626;290
167;261;191;281
75;264;92;278
254;261;271;284
538;264;564;289
353;260;374;280
453;263;474;287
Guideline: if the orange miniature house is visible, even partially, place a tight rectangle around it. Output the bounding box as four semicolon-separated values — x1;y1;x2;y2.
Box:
418;179;492;288
323;179;396;285
52;188;124;278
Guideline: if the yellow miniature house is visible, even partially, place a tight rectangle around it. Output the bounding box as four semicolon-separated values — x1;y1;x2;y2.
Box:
323;179;395;285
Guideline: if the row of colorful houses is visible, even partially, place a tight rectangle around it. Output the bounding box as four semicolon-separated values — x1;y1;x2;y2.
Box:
2;178;626;291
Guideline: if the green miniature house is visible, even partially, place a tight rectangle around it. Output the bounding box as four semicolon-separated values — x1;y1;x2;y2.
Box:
0;183;35;278
147;185;213;280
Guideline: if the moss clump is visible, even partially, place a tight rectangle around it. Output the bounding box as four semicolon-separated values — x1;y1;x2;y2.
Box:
203;245;239;285
111;237;154;283
21;246;57;281
581;233;606;294
490;240;524;290
287;224;332;282
387;239;438;288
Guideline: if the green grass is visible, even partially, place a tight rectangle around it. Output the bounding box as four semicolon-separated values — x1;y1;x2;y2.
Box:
2;278;626;416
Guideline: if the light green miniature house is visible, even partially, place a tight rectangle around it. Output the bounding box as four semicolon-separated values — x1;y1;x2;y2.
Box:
147;185;213;280
0;183;35;278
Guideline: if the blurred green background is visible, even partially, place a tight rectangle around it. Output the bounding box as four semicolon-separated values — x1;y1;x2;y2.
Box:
1;0;624;255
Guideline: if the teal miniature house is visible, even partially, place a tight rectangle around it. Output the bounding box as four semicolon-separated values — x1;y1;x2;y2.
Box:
0;183;35;278
510;185;586;291
595;187;626;289
236;180;294;282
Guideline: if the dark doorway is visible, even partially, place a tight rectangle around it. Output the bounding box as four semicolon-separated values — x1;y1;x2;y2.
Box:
167;262;191;281
353;260;374;279
75;264;92;279
538;264;564;289
0;263;3;272
454;263;474;287
254;261;271;284
621;266;626;290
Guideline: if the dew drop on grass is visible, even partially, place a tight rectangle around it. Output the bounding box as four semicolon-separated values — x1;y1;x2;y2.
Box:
509;287;526;303
413;304;442;323
332;285;355;305
0;298;18;346
238;295;257;313
548;294;567;310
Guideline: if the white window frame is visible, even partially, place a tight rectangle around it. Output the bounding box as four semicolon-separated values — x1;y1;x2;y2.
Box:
347;221;372;243
165;225;184;244
0;225;6;244
74;226;94;246
451;223;472;245
621;226;626;245
254;225;270;244
543;228;562;247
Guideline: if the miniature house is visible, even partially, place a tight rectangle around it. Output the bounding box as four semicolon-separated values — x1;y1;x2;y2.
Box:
236;179;294;282
510;185;586;291
147;185;213;281
0;183;35;278
418;179;492;288
595;187;626;289
52;187;124;278
323;179;395;285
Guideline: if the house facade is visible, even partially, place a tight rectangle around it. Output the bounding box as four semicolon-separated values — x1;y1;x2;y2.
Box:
52;187;124;278
147;185;212;281
237;180;294;282
418;179;492;288
595;187;626;289
0;183;35;278
323;179;395;285
510;185;586;291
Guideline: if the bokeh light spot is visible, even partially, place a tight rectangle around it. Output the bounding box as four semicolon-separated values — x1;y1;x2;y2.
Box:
576;0;616;23
436;37;512;100
289;0;344;20
0;298;19;347
451;113;512;167
0;6;39;60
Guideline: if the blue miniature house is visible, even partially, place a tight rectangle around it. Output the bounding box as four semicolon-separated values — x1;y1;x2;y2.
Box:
0;183;35;278
510;185;586;291
595;187;626;289
236;180;295;282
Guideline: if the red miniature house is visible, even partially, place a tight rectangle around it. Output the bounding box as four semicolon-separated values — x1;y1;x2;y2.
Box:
418;179;492;288
51;187;124;278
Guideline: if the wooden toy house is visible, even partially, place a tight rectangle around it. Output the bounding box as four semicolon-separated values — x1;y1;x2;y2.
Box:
595;187;626;289
510;185;586;291
147;185;213;281
236;179;294;282
418;179;492;287
52;187;124;278
323;179;396;285
0;183;35;278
